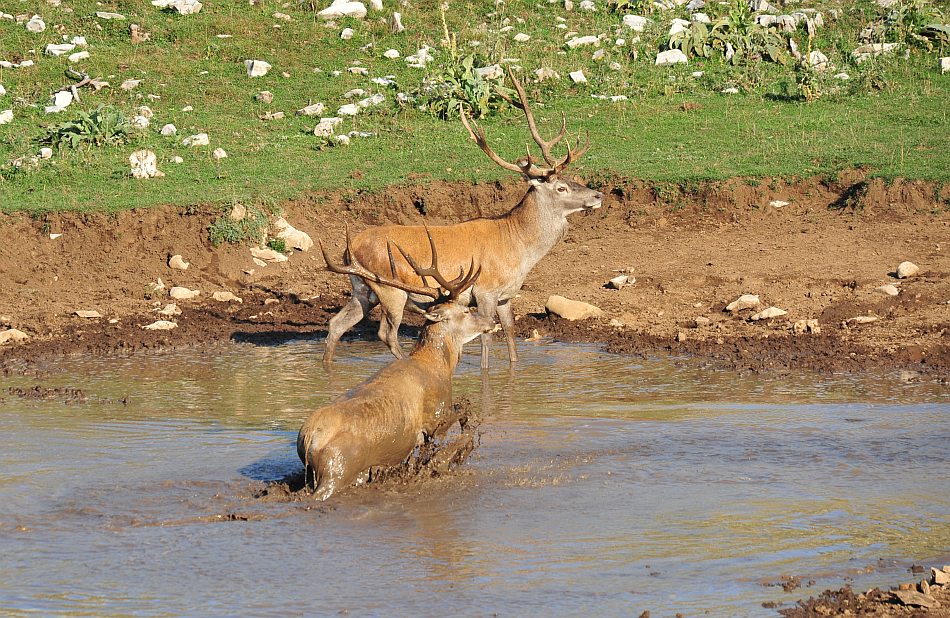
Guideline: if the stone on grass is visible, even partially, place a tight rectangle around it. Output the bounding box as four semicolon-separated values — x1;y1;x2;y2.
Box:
212;291;243;303
273;217;313;252
896;261;919;278
250;247;288;263
669;18;690;36
808;50;830;71
273;11;292;21
256;91;274;104
297;102;326;116
592;49;606;61
569;70;587;84
68;51;90;63
169;254;190;270
169;286;200;300
130;24;151;43
121;79;141;91
45;43;76;57
171;156;184;164
38;147;53;159
546;295;603;320
750;306;787;321
230;204;246;221
182;133;209;147
726;294;760;312
151;0;202;14
74;310;102;318
95;11;125;19
0;328;28;344
721;87;739;94
245;60;272;77
941;57;950;74
341;27;354;40
338;103;359;116
475;64;503;80
212;148;227;160
389;11;404;32
0;85;5;97
369;0;382;9
0;110;12;125
143;320;177;330
656;49;688;65
622;15;649;31
852;43;898;63
318;0;367;19
314;117;342;137
535;67;560;82
383;48;400;59
160;123;177;136
514;33;530;42
566;35;600;49
129;149;165;178
579;0;595;9
25;15;46;32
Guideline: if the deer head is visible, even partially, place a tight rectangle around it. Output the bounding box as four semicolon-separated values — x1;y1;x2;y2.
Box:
460;68;603;216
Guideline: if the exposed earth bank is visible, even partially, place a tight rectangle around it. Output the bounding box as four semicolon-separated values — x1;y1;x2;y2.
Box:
1;169;948;377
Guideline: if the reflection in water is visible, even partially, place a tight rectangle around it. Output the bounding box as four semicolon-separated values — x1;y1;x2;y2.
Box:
0;339;948;616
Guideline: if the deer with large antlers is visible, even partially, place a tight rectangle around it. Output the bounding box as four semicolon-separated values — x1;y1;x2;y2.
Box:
323;68;603;369
298;229;496;500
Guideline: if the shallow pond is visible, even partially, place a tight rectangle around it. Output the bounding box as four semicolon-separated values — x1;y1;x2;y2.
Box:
1;340;948;616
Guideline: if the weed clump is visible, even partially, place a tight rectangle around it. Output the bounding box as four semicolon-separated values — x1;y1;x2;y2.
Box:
41;105;136;149
208;202;278;247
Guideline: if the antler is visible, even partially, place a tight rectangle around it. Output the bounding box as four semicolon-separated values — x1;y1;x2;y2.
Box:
393;224;481;302
321;223;480;302
461;67;591;179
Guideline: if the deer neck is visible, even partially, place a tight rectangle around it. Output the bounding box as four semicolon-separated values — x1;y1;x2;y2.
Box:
506;187;570;260
409;325;461;377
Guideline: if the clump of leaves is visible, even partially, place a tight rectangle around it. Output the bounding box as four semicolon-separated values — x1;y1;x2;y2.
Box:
41;105;135;149
864;0;949;52
415;54;513;120
667;0;790;64
208;203;274;246
266;237;287;253
607;0;651;13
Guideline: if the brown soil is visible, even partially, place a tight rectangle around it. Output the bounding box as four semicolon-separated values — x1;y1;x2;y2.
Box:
1;169;948;377
780;569;950;617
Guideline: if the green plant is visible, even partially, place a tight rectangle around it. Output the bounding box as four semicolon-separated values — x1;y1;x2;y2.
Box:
868;0;950;52
208;203;271;246
41;105;135;149
666;0;790;64
266;237;287;253
415;54;513;120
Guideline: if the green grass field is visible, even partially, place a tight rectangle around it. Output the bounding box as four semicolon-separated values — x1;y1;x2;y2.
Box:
1;0;947;214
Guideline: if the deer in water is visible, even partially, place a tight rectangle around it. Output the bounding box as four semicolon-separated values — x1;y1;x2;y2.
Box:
298;228;496;501
322;68;604;370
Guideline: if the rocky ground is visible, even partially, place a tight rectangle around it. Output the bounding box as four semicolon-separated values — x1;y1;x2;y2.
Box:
1;171;947;378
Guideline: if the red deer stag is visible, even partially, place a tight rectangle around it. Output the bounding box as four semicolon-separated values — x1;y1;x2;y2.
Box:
323;68;603;370
298;228;496;500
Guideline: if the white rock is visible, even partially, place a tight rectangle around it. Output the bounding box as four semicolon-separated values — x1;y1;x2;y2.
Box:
722;87;739;94
579;0;595;10
369;0;382;9
769;200;789;208
95;11;125;19
592;49;606;61
212;148;228;160
67;51;90;62
171;156;184;164
669;18;690;36
313;117;343;137
0;85;5;97
332;134;350;146
142;320;177;330
750;306;787;321
74;310;102;318
341;27;354;40
273;11;291;21
253;257;268;268
246;60;272;77
514;32;530;42
169;254;190;270
807;49;830;71
129;149;165;179
297;102;325;116
273;217;314;252
692;71;704;77
389;11;404;32
151;0;202;14
45;43;76;56
318;0;367;19
132;115;150;129
941;57;950;74
338;103;359;116
256;91;274;104
691;12;710;23
158;303;181;316
569;70;587;84
535;67;560;82
250;247;288;263
877;284;899;296
546;295;603;320
383;48;400;59
121;78;141;91
0;328;28;344
160;123;177;136
656;49;688;65
0;110;12;125
833;72;850;81
852;43;898;63
25;15;46;33
566;35;600;49
622;15;649;31
182;133;210;147
212;291;243;303
896;261;919;278
845;315;878;325
230;204;246;221
606;275;634;289
38;147;53;159
616;38;626;46
792;319;820;334
169;286;200;300
726;294;760;312
357;93;385;108
181;105;193;111
344;88;366;98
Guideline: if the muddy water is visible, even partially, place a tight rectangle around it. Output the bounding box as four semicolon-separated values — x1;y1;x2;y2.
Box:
1;341;948;617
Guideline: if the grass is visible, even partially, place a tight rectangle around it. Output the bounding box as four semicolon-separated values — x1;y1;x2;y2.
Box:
0;0;948;215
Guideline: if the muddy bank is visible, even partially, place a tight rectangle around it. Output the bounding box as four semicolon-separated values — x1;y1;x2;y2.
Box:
1;170;948;376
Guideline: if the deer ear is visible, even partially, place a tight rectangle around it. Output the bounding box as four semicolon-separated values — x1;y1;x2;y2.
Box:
423;312;444;323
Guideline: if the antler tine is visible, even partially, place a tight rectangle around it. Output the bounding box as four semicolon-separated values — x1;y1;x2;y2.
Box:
554;130;592;174
460;104;550;178
320;224;441;299
507;67;566;169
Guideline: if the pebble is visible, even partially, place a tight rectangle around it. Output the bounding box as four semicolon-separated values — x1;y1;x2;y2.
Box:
656;49;688;65
566;35;599;49
623;15;648;31
157;303;181;316
142;320;177;330
792;319;820;334
25;15;46;32
45;43;76;57
250;247;288;263
338;103;359;116
273;217;313;252
68;51;90;63
896;261;919;278
514;33;530;42
171;155;184;164
676;331;687;342
121;79;141;91
317;0;367;19
606;275;633;289
95;11;126;19
545;295;603;320
169;255;190;270
0;110;13;125
297;102;326;116
182;133;209;146
750;306;787;321
383;49;400;59
569;70;587;84
169;286;200;300
341;27;354;40
845;315;878;325
246;59;272;77
256;91;274;103
0;328;28;344
933;567;950;586
877;284;899;296
389;11;404;33
160;123;177;136
38;148;53;159
769;200;789;208
230;204;246;221
212;148;228;160
74;310;102;318
129;149;164;178
212;291;243;303
725;294;760;312
941;57;950;74
693;316;711;328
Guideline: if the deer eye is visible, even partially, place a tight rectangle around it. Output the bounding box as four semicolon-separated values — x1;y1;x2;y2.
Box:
556;185;567;193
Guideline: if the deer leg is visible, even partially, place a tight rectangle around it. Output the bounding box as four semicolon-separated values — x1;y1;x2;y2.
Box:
496;300;519;365
323;278;377;364
375;288;408;359
475;295;499;370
